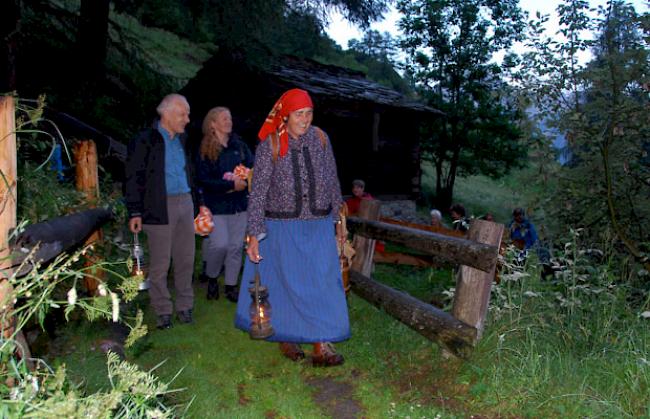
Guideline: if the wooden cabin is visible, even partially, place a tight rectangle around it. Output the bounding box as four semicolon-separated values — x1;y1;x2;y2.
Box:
182;50;442;199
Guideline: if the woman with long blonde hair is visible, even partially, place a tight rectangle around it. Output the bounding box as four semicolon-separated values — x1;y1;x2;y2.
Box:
196;107;254;302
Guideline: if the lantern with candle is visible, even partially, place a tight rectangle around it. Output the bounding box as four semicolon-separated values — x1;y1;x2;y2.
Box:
130;233;150;291
248;266;274;339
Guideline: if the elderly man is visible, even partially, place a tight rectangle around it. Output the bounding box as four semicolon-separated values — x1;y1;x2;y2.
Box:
125;94;195;329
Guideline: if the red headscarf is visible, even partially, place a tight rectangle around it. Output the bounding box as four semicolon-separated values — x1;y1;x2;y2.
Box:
258;88;313;158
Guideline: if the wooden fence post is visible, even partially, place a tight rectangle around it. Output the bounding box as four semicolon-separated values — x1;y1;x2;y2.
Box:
451;219;504;340
74;139;102;295
0;96;32;372
350;199;381;277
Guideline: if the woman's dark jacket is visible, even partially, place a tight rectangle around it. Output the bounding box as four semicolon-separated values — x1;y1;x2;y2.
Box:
124;123;195;224
196;134;254;215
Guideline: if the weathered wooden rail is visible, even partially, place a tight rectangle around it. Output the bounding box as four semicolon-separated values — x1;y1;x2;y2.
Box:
347;200;504;358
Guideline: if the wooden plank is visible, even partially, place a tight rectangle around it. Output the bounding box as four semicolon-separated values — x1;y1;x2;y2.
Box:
74;140;103;295
380;217;466;238
350;199;381;277
452;219;504;339
347;217;498;273
0;96;17;273
0;96;32;371
350;270;477;359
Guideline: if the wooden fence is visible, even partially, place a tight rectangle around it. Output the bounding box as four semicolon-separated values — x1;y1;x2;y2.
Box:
0;96;113;373
347;200;504;359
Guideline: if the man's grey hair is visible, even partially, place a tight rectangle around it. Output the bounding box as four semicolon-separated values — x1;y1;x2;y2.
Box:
430;209;442;219
156;94;189;116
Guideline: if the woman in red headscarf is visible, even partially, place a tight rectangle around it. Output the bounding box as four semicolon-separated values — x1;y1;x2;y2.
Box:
234;88;349;367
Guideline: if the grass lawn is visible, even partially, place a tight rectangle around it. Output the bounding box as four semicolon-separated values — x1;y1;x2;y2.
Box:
50;256;650;418
45;171;648;418
53;267;460;418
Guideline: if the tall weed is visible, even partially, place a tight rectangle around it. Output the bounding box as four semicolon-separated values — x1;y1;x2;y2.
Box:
478;229;650;417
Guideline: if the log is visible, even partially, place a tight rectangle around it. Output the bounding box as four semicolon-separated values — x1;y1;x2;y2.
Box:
452;219;504;339
11;208;113;276
350;270;477;358
347;217;499;273
350;199;381;276
380;217;466;238
74;140;103;294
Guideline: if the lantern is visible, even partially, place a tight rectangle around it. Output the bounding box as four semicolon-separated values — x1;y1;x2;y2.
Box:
131;233;150;291
248;266;274;339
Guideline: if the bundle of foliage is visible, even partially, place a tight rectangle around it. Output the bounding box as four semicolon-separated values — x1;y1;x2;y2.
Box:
478;232;650;416
0;243;179;418
515;0;650;269
0;97;180;417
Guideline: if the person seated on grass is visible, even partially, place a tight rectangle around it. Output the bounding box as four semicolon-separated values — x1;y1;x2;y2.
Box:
430;209;443;228
345;179;385;253
480;213;495;222
449;203;470;233
509;207;538;265
344;179;373;216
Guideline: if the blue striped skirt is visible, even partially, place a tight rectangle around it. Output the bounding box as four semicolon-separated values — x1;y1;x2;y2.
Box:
234;216;350;343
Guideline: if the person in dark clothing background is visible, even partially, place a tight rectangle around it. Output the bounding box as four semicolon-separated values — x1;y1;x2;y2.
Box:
450;203;470;233
196;107;254;302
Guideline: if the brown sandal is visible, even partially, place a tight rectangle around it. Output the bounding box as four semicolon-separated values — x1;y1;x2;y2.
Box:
312;342;345;367
279;342;305;361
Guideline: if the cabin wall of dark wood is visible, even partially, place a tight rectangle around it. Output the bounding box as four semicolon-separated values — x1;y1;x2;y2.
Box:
181;53;430;198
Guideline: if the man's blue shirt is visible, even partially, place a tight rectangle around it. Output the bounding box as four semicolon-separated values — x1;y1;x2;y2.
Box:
157;122;190;196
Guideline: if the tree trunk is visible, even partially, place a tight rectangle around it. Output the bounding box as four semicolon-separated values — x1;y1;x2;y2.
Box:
78;0;110;82
0;0;20;92
350;270;477;359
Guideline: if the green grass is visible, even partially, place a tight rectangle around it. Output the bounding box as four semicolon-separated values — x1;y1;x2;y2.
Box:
50;168;649;418
51;258;650;418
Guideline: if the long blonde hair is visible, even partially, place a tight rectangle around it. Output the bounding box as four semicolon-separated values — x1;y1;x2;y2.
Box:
200;106;230;161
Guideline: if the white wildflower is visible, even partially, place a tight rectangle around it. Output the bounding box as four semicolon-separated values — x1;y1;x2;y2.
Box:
640;311;650;319
111;292;120;322
523;291;541;298
638;269;649;277
98;283;107;297
67;288;77;306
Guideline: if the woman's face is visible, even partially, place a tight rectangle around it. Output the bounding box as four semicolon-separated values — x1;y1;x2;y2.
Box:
211;110;232;137
286;107;313;138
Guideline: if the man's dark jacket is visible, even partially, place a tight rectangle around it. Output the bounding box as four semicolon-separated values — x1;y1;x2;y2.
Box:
125;123;195;224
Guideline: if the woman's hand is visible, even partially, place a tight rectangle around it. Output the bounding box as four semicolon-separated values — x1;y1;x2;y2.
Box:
246;235;262;263
233;178;247;192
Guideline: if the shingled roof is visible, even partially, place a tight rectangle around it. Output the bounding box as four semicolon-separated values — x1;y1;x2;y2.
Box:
268;56;442;114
